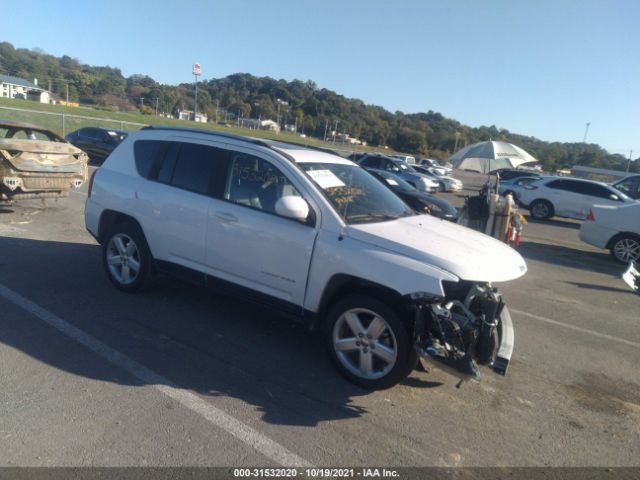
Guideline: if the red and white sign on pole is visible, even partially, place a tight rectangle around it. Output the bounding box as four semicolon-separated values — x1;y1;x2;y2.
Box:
192;63;201;76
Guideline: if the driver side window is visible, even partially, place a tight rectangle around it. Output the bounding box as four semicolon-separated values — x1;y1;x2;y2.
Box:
224;153;301;215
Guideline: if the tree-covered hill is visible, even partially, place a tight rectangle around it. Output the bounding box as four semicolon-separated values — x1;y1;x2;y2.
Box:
0;41;636;172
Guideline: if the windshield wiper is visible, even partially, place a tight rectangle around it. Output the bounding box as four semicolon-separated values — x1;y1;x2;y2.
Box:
348;212;403;223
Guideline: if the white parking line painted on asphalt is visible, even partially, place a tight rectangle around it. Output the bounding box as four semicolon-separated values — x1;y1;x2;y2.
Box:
511;308;640;348
0;283;313;467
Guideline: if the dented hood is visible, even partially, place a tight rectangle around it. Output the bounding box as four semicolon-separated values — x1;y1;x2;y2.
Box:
345;215;527;282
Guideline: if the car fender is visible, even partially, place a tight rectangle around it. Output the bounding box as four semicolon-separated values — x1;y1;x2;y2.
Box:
304;230;458;313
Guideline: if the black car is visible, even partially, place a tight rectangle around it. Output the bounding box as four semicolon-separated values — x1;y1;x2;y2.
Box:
495;168;542;181
366;168;459;221
66;127;128;164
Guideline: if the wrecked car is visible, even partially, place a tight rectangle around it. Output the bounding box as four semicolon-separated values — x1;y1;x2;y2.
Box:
86;127;527;389
0;120;88;203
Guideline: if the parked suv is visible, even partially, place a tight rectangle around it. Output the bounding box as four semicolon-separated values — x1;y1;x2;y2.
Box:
356;154;439;193
518;177;633;220
85;127;526;389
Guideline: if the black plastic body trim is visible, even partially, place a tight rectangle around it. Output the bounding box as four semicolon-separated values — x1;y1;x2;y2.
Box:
154;259;309;321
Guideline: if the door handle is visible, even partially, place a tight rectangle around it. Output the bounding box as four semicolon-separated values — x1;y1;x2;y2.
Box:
215;212;238;223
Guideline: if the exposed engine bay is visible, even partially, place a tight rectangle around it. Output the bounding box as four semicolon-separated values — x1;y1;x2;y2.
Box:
412;282;514;384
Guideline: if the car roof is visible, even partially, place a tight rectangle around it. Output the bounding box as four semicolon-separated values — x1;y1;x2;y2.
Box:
541;176;612;187
140;125;355;165
505;175;541;181
0;118;55;132
614;174;640;181
79;127;128;134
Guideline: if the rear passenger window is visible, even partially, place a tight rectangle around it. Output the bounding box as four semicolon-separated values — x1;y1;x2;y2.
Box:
580;183;614;199
171;143;216;195
546;179;568;190
156;143;180;184
360;157;379;168
134;140;169;179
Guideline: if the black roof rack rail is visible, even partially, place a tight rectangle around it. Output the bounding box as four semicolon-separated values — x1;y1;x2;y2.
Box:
140;125;348;160
259;139;344;157
141;125;270;148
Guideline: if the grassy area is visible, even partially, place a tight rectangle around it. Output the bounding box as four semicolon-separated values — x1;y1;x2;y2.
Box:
0;97;379;156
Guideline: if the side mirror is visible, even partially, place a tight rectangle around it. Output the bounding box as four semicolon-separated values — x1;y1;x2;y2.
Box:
609;194;619;201
275;196;310;221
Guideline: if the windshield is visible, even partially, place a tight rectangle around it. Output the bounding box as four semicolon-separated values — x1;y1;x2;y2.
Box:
300;162;413;224
378;171;417;192
392;160;416;173
610;186;632;201
108;131;127;143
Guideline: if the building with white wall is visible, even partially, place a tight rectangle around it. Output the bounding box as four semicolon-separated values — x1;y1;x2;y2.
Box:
0;75;52;103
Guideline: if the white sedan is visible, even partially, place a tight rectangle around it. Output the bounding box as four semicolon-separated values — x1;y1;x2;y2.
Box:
518;177;633;220
579;202;640;263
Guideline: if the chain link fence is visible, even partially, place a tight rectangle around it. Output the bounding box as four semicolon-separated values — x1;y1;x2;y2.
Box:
0;105;376;160
0;105;146;137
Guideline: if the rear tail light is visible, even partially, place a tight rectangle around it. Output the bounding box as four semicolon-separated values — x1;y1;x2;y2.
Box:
88;169;97;198
586;209;595;221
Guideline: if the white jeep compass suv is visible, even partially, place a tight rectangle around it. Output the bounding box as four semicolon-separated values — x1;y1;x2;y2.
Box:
85;126;527;389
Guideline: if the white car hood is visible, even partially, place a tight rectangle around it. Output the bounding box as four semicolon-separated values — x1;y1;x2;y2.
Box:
346;215;527;282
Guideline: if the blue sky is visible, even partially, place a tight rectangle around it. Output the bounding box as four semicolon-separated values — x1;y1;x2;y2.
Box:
3;0;639;155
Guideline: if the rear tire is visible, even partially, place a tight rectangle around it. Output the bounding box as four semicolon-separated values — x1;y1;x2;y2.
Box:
609;234;640;264
102;220;154;293
529;199;554;220
325;294;416;390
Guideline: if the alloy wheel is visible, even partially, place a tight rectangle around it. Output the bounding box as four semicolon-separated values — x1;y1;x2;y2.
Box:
106;233;141;285
332;308;398;380
531;202;549;219
613;238;640;263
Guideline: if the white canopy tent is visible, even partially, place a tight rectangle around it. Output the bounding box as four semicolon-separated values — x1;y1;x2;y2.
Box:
449;141;538;174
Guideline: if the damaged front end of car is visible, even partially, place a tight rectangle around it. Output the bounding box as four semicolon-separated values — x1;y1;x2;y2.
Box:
409;281;514;385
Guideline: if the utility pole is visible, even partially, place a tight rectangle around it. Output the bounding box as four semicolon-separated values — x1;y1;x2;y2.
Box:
215;100;219;123
194;82;198;119
333;120;338;144
323;119;329;142
453;131;461;153
192;63;201;121
627;150;634;173
155;98;159;116
139;97;144;109
276;99;288;132
583;122;591;143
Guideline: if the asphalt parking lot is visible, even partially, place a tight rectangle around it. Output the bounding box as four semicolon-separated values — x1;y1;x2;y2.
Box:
0;168;638;467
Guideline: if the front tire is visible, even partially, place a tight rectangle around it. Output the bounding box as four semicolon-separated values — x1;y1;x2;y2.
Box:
326;294;416;389
610;234;640;264
529;199;554;220
102;221;153;293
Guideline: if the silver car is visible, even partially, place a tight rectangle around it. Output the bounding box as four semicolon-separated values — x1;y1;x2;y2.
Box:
357;154;439;193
